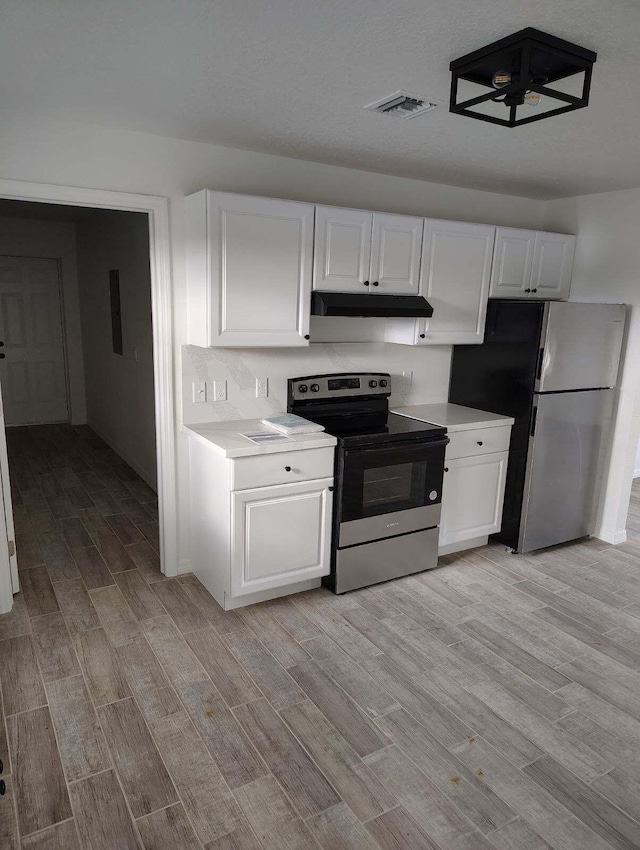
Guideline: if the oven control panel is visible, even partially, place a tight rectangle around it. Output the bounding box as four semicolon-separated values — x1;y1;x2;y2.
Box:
288;373;391;402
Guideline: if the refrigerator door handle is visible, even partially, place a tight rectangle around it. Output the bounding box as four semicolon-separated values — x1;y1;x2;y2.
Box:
530;406;538;437
536;347;545;381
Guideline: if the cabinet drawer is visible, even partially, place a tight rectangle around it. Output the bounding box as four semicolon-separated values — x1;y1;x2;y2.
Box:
232;447;335;490
446;426;511;460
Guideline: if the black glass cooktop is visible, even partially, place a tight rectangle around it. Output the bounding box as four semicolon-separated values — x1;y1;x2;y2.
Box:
307;412;447;446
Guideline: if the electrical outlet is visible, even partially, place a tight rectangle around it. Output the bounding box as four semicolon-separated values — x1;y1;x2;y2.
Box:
255;377;268;398
192;381;207;404
213;380;227;402
401;370;413;391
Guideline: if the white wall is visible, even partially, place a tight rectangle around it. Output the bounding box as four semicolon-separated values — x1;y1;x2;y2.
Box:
545;188;640;543
74;210;156;489
0;215;86;423
635;437;640;479
0;109;547;569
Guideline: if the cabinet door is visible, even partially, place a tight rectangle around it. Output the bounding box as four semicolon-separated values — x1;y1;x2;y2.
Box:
417;220;495;344
207;192;313;346
489;227;535;298
369;213;423;294
440;452;508;546
231;478;333;597
313;207;372;292
530;232;575;300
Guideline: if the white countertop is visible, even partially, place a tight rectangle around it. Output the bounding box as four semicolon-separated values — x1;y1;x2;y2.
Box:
184;419;337;458
391;403;514;432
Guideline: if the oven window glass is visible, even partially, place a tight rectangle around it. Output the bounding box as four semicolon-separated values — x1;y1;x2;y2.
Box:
341;441;445;522
362;463;417;511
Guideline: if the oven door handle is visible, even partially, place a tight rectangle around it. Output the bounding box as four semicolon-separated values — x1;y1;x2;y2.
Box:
344;436;449;458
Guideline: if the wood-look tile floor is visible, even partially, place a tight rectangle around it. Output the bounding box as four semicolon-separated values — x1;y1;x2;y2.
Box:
2;433;640;849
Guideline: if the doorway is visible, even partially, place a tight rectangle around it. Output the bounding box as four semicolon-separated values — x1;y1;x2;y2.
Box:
0;181;175;613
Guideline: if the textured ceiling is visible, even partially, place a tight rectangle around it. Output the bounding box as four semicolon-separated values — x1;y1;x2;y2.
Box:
0;0;636;199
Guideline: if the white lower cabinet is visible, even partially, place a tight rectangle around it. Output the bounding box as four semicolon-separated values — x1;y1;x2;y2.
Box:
188;434;335;609
231;478;333;597
440;451;508;551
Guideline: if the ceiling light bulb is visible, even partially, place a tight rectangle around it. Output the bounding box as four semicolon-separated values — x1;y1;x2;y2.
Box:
492;70;511;88
524;91;541;106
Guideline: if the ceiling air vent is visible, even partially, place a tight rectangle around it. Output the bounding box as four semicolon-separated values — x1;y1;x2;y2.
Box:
364;90;437;119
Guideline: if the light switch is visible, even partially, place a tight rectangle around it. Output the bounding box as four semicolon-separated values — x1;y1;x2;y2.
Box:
192;381;207;404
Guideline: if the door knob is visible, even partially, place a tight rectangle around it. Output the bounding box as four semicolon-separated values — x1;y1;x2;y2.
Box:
477;441;483;446
372;281;379;287
524;288;531;293
444;467;449;472
0;353;5;359
0;341;4;346
285;466;292;472
363;281;370;287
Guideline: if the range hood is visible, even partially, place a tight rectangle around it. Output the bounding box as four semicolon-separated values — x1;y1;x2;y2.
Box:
311;291;433;318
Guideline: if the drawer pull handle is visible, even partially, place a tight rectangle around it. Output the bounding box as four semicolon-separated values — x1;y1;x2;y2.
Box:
328;486;334;492
285;466;292;472
444;467;449;472
0;779;5;796
477;440;483;446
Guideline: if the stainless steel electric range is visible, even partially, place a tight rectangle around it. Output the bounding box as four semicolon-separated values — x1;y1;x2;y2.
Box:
287;373;448;593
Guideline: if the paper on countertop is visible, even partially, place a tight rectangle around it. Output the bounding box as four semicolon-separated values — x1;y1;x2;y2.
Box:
240;431;293;445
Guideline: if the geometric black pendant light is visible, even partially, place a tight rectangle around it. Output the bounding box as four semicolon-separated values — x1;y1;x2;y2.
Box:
450;28;597;128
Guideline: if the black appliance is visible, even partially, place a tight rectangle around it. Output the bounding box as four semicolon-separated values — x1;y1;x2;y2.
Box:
311;291;433;318
288;373;448;593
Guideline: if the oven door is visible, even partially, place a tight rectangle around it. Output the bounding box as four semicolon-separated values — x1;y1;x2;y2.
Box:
338;437;448;547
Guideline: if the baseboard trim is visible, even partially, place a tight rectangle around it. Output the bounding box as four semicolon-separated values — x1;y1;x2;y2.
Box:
596;528;628;546
87;422;157;492
177;559;192;575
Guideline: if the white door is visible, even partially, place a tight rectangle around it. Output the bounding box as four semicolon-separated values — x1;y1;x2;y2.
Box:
369;213;423;294
313;207;372;292
416;220;495;345
440;452;508;547
0;382;17;612
231;478;333;596
530;232;575;300
0;256;69;425
489;228;536;298
208;193;314;347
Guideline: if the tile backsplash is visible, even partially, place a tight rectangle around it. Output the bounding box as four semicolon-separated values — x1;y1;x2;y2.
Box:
182;342;452;425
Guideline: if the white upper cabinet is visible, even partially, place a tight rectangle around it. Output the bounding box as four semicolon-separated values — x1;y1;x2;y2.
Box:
531;231;575;300
490;227;535;298
489;227;575;301
313;206;422;295
186;190;314;347
313;207;372;293
390;219;494;345
369;213;423;294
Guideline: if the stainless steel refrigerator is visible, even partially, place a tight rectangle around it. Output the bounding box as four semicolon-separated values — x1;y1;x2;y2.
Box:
449;300;625;553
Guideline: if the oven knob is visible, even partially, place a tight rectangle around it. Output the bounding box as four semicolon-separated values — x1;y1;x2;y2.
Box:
310;383;320;392
369;380;378;388
429;490;438;501
298;384;308;393
379;379;388;387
